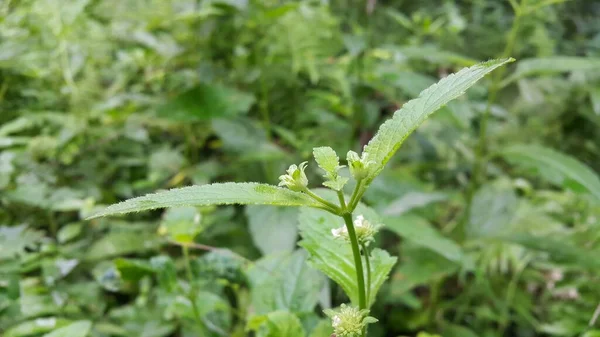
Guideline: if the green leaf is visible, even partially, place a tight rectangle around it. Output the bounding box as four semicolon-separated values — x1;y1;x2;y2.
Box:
248;250;324;315
89;183;322;218
159;206;203;244
468;183;518;238
500;145;600;200
387;244;458;297
255;311;305;337
313;146;348;191
0;225;44;260
86;231;161;261
5;318;72;337
298;200;396;307
308;320;333;337
501;56;600;86
245;206;298;255
362;58;513;183
156;83;254;122
384;214;463;262
42;321;92;337
313;146;340;173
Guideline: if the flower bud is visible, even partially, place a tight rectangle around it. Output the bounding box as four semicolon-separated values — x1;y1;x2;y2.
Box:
324;304;378;337
346;151;375;181
278;161;309;192
331;214;380;246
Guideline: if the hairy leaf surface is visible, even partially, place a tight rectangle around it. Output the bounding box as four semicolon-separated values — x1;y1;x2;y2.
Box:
89;183;321;218
363;58;513;183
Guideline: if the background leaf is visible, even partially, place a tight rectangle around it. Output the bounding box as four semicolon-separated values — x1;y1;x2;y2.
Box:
246;206;299;255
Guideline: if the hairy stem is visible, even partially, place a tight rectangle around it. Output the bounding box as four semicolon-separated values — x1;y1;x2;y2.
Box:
361;243;372;306
305;189;341;213
342;213;367;311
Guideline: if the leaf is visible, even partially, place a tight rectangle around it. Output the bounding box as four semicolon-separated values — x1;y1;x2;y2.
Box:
468;183;518;238
382;191;447;216
387;244;458;297
500;145;600;200
159;206;203;244
156;83;254;122
5;318;72;337
42;321;92;337
248;250;324;315
89;183;322;218
501;56;600;86
313;146;340;173
86;231;161;261
255;311;305;337
362;58;513;183
384;214;463;262
0;225;45;260
245;206;298;255
298;201;396;307
308;320;333;337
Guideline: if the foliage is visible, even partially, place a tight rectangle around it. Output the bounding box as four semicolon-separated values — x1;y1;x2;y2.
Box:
1;0;600;337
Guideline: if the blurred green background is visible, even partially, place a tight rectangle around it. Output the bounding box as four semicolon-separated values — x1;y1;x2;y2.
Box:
1;0;600;336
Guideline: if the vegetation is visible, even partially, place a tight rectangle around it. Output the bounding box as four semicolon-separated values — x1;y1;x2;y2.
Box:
1;1;599;337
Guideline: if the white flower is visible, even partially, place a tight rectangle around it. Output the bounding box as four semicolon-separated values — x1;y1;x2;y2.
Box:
324;304;378;337
331;215;380;245
331;226;348;238
278;161;309;191
332;315;341;328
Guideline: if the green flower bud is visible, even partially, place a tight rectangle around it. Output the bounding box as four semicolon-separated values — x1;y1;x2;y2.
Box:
346;151;375;181
324;304;378;337
278;161;309;192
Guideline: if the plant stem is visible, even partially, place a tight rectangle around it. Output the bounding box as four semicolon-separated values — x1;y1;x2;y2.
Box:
337;190;347;210
342;213;367;311
348;179;364;211
182;245;203;330
305;189;341;213
361;243;371;306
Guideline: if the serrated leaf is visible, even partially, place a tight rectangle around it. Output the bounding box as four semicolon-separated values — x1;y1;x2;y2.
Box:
500;145;600;200
384;214;463;262
501;56;600;86
313;147;340;174
362;58;513;183
89;183;322;218
42;321;92;337
298;198;396;307
248;250;324;315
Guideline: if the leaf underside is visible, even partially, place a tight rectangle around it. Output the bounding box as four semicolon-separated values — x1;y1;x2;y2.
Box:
89;183;322;218
363;58;514;183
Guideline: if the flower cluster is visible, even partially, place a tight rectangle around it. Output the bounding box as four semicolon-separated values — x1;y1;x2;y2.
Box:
332;215;380;245
324;304;378;337
346;151;376;180
278;162;309;192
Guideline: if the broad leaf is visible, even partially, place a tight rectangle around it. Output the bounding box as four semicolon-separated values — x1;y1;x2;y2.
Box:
42;321;92;337
501;56;600;86
298;202;396;307
246;206;298;255
384;214;463;262
255;311;305;337
363;58;513;183
248;250;324;315
89;183;322;218
500;145;600;200
468;183;518;238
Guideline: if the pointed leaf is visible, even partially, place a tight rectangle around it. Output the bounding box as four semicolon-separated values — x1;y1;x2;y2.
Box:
500;145;600;200
313;147;340;174
363;58;513;183
501;56;600;86
255;311;305;337
89;183;321;218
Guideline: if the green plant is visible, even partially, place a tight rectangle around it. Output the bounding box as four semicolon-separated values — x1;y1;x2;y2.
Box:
90;58;513;336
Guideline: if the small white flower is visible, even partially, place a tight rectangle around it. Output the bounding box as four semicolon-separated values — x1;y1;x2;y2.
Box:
278;161;309;191
332;315;341;328
331;226;347;238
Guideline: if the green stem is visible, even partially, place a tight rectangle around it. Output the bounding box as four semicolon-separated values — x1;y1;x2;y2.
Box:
337;190;347;210
348;179;364;211
342;213;367;311
361;243;371;306
305;189;341;213
182;245;203;330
